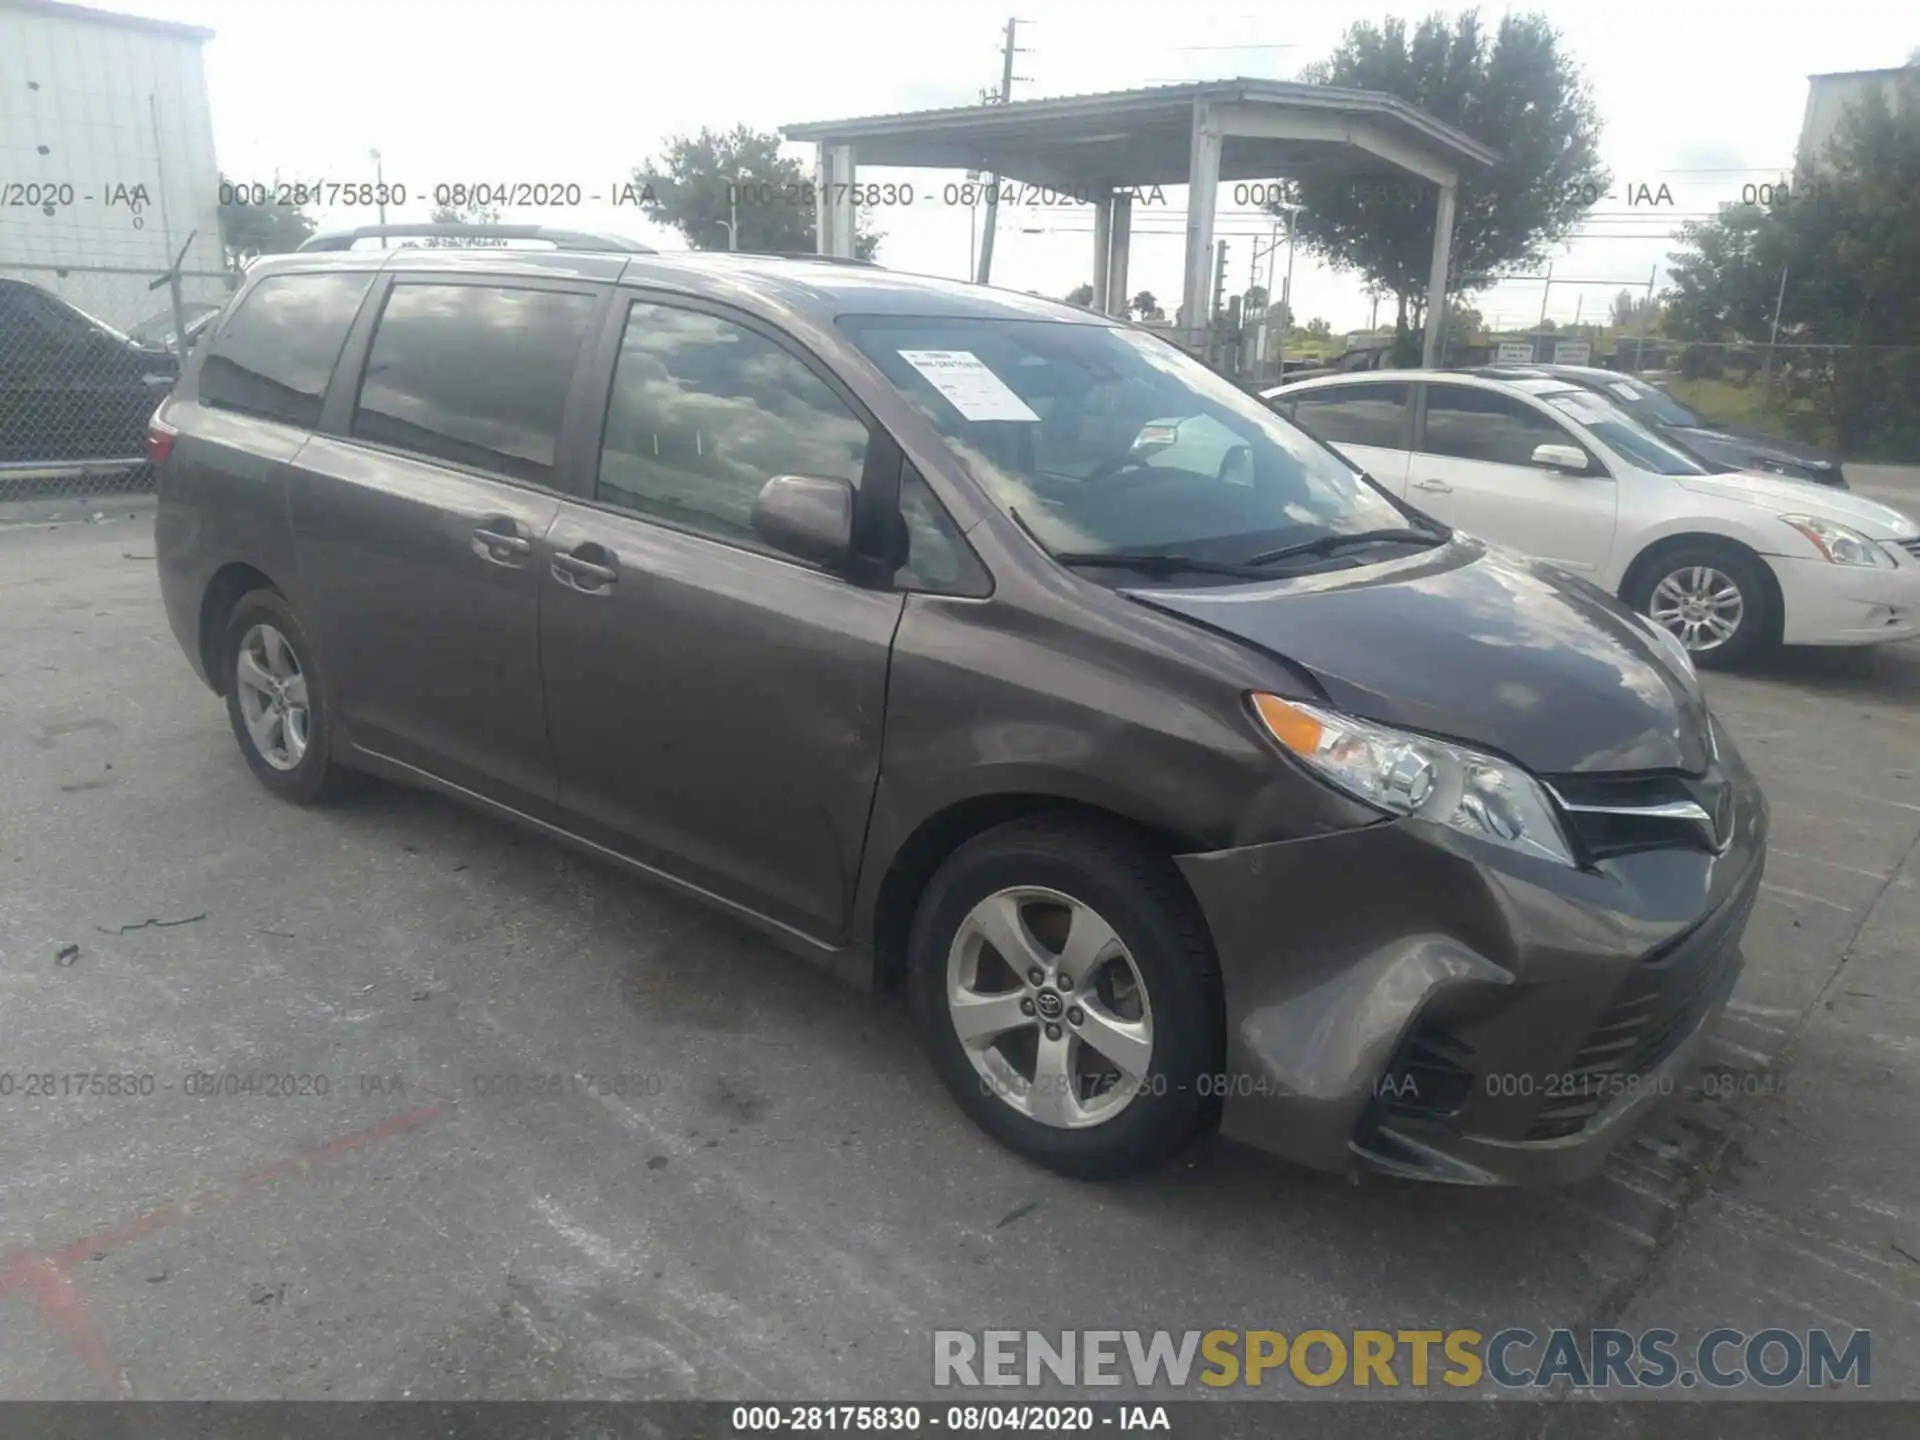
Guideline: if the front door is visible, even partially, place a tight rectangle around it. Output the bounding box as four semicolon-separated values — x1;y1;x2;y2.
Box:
289;276;605;815
1276;381;1414;494
1407;382;1618;572
539;296;903;941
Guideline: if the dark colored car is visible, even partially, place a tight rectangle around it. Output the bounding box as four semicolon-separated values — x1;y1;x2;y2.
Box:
1466;364;1849;489
0;277;180;467
150;229;1768;1186
125;300;225;353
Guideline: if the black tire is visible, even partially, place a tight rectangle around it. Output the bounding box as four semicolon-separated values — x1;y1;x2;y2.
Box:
1624;541;1777;671
907;815;1224;1180
221;588;354;803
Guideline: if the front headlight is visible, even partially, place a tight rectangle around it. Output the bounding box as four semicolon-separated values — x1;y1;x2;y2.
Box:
1780;514;1894;568
1250;694;1577;867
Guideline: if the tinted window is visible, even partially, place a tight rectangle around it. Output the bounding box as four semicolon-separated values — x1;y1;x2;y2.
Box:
199;273;372;427
1288;383;1411;450
1542;389;1708;475
596;301;869;552
840;314;1408;564
353;283;597;484
895;465;981;592
1420;385;1584;468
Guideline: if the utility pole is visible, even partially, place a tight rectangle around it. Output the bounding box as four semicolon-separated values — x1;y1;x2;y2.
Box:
974;17;1028;285
1761;264;1790;407
1211;239;1228;368
1632;263;1658;372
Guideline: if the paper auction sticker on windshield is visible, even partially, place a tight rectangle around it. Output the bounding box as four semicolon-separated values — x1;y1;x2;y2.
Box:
897;350;1040;422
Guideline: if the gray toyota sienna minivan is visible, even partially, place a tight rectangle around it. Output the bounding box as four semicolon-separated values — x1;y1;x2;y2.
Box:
151;226;1768;1185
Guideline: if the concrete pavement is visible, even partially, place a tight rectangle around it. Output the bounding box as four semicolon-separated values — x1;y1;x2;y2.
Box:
0;512;1916;1417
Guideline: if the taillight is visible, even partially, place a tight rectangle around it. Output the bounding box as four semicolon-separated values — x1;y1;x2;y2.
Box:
147;410;177;465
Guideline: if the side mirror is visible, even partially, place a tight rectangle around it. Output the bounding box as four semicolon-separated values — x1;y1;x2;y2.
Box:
1531;443;1590;474
750;473;855;568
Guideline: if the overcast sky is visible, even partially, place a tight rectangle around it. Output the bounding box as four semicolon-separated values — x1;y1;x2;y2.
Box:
109;0;1916;332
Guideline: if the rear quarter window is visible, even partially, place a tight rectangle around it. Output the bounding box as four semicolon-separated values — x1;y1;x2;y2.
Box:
197;272;374;427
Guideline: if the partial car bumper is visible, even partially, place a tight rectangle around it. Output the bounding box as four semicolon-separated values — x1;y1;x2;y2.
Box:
1174;737;1768;1186
1769;548;1920;646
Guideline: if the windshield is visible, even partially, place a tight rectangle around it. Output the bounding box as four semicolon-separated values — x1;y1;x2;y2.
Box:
1540;389;1710;475
839;314;1413;565
1587;373;1702;428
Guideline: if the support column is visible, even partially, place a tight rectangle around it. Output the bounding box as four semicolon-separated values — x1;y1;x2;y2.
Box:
815;144;857;258
1180;102;1222;352
1090;193;1112;313
1420;180;1457;368
1105;192;1132;316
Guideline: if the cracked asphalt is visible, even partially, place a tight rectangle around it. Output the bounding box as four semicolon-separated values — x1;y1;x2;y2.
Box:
1;492;1917;1420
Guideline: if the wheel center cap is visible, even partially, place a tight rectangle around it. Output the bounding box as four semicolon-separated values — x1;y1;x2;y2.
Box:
1034;990;1064;1021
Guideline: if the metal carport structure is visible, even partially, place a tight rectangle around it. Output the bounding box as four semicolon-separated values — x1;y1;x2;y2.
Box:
784;78;1498;367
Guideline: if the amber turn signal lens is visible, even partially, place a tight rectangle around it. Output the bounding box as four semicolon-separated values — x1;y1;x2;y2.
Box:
1250;693;1324;756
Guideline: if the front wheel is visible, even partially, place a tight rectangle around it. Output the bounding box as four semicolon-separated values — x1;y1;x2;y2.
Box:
1626;542;1776;670
908;816;1224;1180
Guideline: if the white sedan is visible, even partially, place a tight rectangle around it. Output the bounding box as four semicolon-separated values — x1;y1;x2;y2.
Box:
1264;370;1920;667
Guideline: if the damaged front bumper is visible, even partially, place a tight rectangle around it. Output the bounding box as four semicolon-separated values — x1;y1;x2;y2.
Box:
1174;753;1768;1186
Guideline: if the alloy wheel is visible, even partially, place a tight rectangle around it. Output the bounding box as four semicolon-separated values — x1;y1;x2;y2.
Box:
234;622;311;771
945;885;1155;1129
1648;565;1745;654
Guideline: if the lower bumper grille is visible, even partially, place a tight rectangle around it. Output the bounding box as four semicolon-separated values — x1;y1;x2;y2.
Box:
1524;875;1758;1140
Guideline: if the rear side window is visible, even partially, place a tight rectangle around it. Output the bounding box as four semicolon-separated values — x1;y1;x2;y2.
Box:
197;272;373;427
353;283;598;485
1288;383;1411;449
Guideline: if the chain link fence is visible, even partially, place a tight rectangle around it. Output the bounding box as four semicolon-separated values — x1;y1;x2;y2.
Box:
1;262;239;502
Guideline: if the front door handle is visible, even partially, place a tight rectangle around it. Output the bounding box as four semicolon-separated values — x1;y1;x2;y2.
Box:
1412;478;1454;494
471;516;534;564
552;546;619;592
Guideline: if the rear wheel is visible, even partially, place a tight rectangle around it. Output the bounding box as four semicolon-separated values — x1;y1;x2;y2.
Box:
222;589;354;803
908;816;1223;1179
1626;542;1775;670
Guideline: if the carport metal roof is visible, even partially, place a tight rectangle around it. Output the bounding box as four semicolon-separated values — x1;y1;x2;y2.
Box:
785;79;1498;368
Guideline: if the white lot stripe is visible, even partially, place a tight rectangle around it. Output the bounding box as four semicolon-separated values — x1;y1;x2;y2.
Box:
1765;848;1893;882
1759;882;1857;913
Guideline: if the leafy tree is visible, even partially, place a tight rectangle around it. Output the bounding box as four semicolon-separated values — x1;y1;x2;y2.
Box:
1063;282;1095;307
1130;290;1164;321
633;125;880;259
1663;86;1920;455
425;201;502;247
1301;317;1334;342
1282;11;1609;339
217;173;315;262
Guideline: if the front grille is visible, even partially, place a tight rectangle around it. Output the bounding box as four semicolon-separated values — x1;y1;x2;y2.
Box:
1546;770;1728;860
1524;873;1757;1140
1895;536;1920;562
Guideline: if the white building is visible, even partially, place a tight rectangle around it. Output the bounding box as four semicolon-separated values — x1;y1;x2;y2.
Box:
1797;66;1919;173
0;0;227;329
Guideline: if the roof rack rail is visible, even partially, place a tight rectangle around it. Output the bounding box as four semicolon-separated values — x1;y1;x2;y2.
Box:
297;224;656;254
744;251;881;267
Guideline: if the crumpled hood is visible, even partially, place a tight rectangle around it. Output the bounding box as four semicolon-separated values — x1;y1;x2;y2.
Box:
1129;539;1715;775
1673;472;1918;536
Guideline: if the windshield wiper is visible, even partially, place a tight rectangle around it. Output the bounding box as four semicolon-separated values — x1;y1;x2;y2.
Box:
1007;507;1272;580
1241;524;1450;568
1048;551;1275;579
